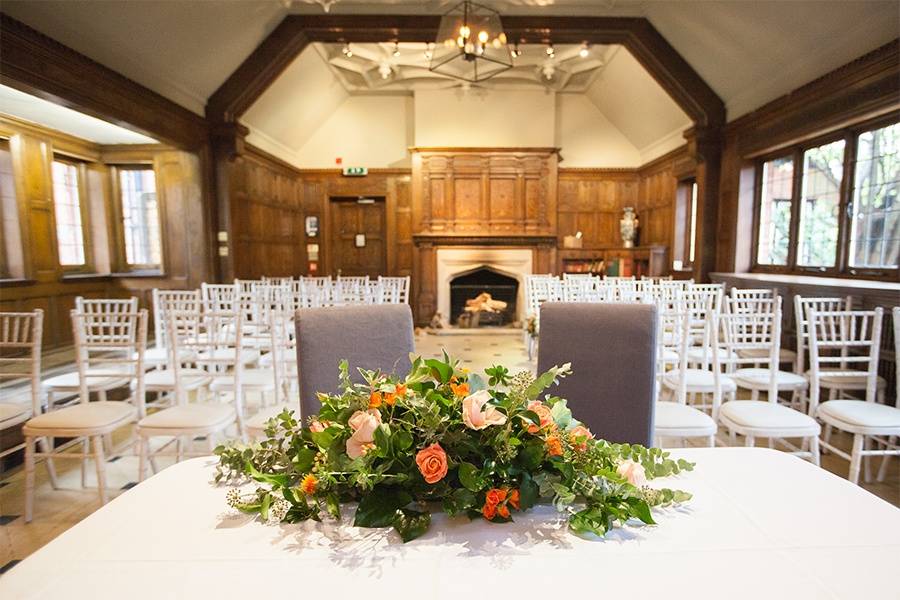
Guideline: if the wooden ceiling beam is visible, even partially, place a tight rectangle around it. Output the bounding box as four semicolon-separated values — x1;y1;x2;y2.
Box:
0;14;209;149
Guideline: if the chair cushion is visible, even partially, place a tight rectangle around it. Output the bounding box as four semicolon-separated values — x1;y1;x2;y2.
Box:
737;348;798;362
42;367;131;391
817;400;900;430
137;347;195;365
210;368;276;391
654;402;716;434
138;404;235;430
732;368;807;389
258;352;297;367
144;368;211;389
196;348;259;365
807;370;887;390
685;346;737;363
663;369;736;392
0;402;31;425
246;404;298;434
25;402;136;432
719;400;819;433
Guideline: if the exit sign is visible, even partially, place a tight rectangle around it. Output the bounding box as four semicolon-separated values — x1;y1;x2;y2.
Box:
342;166;368;177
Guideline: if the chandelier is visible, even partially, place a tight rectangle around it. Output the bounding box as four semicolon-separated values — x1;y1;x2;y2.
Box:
429;1;513;83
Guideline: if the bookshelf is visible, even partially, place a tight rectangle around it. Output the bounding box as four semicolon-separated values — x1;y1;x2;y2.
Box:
558;246;668;278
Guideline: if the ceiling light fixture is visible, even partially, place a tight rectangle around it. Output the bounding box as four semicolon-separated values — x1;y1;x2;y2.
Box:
579;44;590;58
429;0;512;83
393;42;401;58
342;43;353;58
546;43;555;58
510;43;520;58
378;62;393;80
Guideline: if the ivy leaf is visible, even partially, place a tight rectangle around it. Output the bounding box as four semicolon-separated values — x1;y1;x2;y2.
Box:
325;493;341;520
518;474;539;510
457;462;486;492
354;487;413;528
393;508;431;543
568;506;609;536
625;497;655;525
425;358;452;383
393;429;413;452
293;447;317;473
516;440;545;471
517;410;542;428
374;423;392;456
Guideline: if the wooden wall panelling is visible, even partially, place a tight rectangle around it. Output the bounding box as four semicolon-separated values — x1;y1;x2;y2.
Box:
557;169;639;248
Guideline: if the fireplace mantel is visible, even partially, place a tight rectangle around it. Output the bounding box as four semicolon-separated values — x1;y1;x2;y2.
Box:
413;234;557;247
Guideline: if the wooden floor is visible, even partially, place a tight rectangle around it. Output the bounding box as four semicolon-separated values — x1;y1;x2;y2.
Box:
1;330;897;574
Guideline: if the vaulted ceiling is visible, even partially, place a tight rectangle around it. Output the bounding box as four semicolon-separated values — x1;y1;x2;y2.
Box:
2;0;896;121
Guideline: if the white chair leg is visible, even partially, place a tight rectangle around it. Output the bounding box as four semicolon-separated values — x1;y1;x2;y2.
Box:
809;435;820;467
92;436;108;506
25;436;36;523
729;429;737;446
707;435;715;447
176;437;184;463
848;434;864;485
38;437;58;489
823;424;833;454
138;435;148;482
877;436;896;482
750;389;759;402
98;389;108;402
863;437;873;483
81;438;89;487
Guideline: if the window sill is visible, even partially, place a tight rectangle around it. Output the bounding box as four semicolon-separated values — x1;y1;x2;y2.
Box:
60;273;111;282
0;277;36;287
710;272;900;291
109;270;166;279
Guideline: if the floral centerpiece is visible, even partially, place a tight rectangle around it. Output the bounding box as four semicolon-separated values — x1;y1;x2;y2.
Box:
215;354;693;542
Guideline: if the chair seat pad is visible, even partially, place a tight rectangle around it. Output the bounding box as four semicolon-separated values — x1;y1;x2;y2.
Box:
138;347;194;365
655;402;717;433
817;400;900;430
719;401;819;433
42;367;131;391
246;404;298;433
26;402;136;432
806;369;887;390
685;346;737;363
196;348;259;365
663;369;736;392
732;368;807;388
210;368;276;391
737;348;798;362
144;368;211;388
258;352;297;367
138;403;235;430
0;402;31;424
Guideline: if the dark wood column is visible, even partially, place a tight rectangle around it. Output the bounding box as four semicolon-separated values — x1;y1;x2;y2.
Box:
685;126;723;282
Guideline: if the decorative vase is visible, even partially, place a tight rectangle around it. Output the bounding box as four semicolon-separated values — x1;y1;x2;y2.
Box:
620;207;639;248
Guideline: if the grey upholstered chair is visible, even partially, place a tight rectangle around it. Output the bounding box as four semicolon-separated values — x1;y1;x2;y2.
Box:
537;302;657;446
296;304;415;417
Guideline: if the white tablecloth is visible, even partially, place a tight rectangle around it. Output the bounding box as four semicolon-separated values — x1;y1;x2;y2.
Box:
3;448;898;599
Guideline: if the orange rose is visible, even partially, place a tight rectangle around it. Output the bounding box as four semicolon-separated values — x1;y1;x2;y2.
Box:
300;474;317;495
568;425;593;452
482;502;497;520
508;489;520;510
369;391;383;409
497;504;510;519
395;384;407;396
415;443;448;484
485;488;507;506
383;392;397;406
546;435;563;457
450;381;470;397
526;401;555;434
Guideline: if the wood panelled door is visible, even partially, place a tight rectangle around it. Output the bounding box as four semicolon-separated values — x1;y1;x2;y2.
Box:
330;197;386;277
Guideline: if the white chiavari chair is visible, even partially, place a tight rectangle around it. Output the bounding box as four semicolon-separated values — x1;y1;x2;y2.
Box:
24;309;147;521
716;300;820;463
794;295;855;414
148;289;199;369
877;306;900;481
136;305;238;481
247;299;297;439
378;276;410;304
199;283;258;369
364;279;383;304
262;276;293;285
807;308;899;484
641;275;674;283
655;297;720;447
0;311;47;475
334;276;369;305
728;289;798;370
301;277;333;305
525;275;562;360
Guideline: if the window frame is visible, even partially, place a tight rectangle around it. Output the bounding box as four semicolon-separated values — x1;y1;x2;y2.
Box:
50;155;93;273
750;113;900;282
109;163;165;275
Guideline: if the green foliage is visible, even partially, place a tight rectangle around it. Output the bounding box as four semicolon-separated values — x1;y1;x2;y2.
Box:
214;354;694;543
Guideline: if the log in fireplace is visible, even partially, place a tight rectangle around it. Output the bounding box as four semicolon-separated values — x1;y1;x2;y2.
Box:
449;267;518;326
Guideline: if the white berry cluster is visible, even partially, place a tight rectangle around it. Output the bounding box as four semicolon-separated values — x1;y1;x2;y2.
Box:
267;498;290;524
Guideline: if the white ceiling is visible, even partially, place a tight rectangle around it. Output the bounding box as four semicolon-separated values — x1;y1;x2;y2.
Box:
1;0;897;119
0;84;158;145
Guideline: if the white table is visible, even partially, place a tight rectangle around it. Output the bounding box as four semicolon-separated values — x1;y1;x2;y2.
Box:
3;448;898;599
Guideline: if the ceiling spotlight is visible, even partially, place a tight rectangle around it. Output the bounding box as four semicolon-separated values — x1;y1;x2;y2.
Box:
579;44;590;58
393;42;401;57
378;62;393;80
424;42;434;60
510;43;520;58
546;43;555;58
342;43;353;58
542;63;555;80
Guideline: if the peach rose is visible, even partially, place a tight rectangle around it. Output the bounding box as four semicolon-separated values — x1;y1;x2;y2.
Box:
309;420;327;433
485;488;507;506
462;390;507;430
617;459;647;487
526;401;555;434
415;443;448;484
346;409;382;459
568;425;593;452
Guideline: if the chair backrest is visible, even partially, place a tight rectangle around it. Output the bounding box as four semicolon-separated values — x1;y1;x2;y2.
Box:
202;282;238;313
537;302;657;446
152;289;200;348
295;304;415;418
75;297;139;315
0;310;43;416
806;308;883;411
658;296;719;413
717;296;783;400
526;276;562;323
793;295;853;373
71;309;147;414
334;276;369;305
377;276;410;304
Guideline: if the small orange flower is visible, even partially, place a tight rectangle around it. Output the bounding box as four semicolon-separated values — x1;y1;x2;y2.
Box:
300;474;317;495
508;489;520;510
450;381;470;397
395;384;407;396
568;425;593;452
546;435;564;457
482;502;497;520
368;391;383;409
497;504;510;519
485;488;507;506
383;392;397;406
